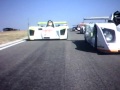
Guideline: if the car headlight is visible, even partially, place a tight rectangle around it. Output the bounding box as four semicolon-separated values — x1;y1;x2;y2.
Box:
103;30;113;42
102;28;115;43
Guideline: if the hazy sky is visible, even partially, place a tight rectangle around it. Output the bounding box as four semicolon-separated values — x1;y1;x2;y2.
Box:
0;0;119;30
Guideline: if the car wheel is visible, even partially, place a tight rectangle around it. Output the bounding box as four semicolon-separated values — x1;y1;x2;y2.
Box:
82;29;83;34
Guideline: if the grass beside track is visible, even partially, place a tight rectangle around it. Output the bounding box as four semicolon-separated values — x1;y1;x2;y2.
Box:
0;30;27;44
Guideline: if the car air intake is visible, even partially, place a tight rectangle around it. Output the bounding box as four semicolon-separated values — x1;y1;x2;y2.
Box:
38;28;42;30
60;29;65;35
29;30;34;36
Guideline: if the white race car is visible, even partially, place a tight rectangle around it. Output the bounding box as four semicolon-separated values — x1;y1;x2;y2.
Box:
84;11;120;53
28;20;68;40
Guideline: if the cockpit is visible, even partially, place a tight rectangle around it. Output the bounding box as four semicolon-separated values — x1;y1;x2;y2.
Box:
109;11;120;26
46;20;54;27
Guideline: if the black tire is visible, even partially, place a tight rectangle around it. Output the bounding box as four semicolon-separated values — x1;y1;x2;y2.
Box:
82;29;83;34
81;28;83;34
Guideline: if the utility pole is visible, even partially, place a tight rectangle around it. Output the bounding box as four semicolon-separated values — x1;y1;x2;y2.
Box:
27;18;30;39
28;18;29;28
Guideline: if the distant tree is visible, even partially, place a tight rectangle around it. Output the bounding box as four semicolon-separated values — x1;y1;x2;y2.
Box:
3;28;18;31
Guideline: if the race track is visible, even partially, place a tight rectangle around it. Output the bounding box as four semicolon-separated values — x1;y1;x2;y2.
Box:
0;30;120;90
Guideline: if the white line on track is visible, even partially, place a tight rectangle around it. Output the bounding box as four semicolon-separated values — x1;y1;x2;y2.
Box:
0;40;25;51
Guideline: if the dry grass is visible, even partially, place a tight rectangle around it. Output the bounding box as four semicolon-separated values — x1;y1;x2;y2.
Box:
0;30;27;44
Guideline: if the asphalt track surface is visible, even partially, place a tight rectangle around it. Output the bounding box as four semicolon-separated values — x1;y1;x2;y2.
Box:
0;30;120;90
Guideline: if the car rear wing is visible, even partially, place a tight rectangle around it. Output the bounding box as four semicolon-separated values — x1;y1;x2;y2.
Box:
38;22;47;25
83;17;109;20
83;17;109;22
38;21;67;26
83;11;120;25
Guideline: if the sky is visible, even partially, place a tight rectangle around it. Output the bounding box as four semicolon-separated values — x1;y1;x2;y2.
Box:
0;0;120;31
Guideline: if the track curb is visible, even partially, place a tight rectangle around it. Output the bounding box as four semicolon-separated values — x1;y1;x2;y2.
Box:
0;37;27;48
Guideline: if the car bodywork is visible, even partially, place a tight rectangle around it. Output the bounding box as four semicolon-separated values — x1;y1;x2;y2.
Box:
72;23;87;33
84;11;120;53
72;24;81;31
79;23;87;34
76;25;81;31
72;25;78;31
28;20;68;40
